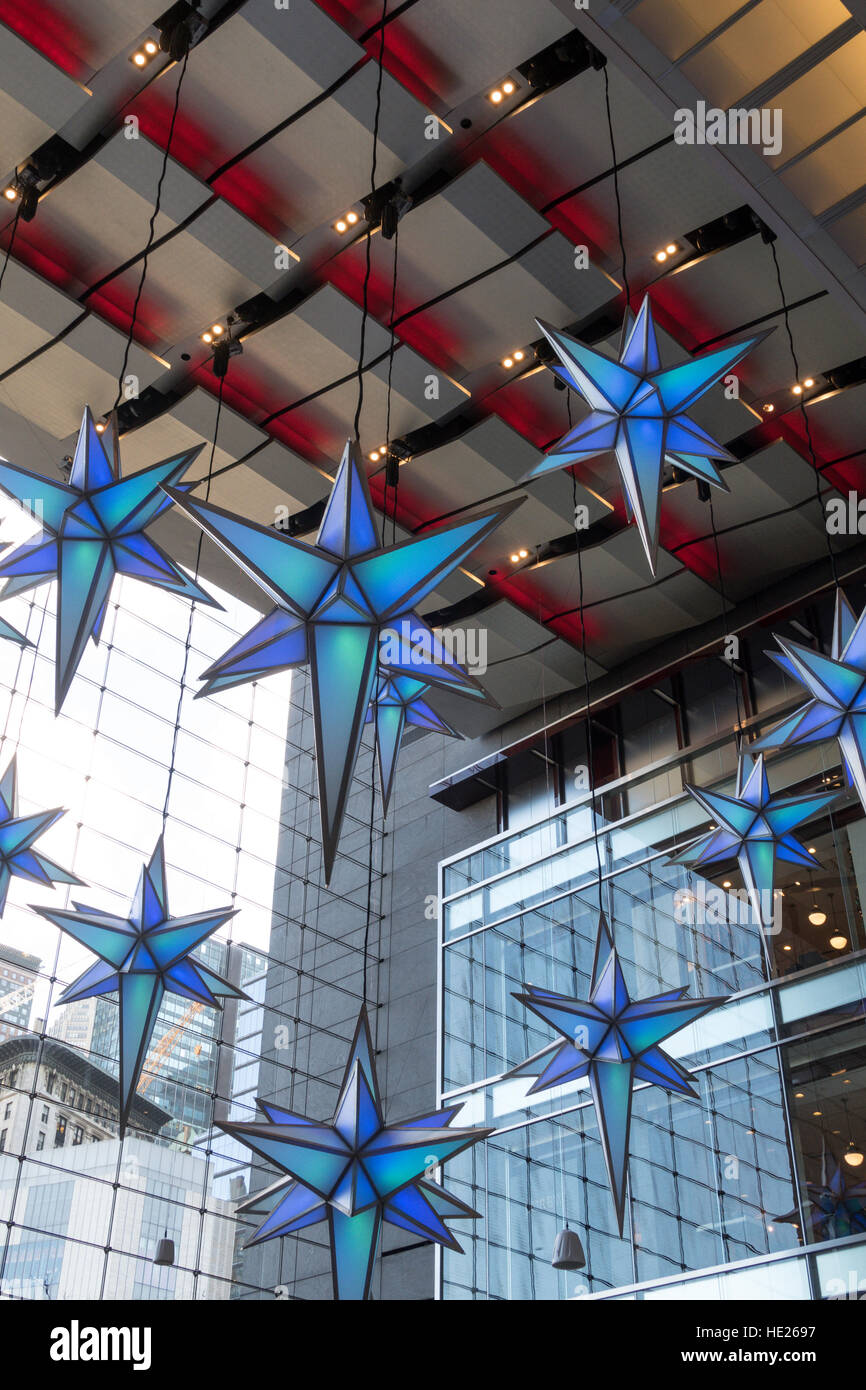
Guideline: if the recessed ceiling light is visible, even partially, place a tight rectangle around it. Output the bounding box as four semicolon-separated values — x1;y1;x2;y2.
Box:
803;377;814;388
95;422;106;434
783;944;792;951
346;211;358;225
502;80;516;95
654;250;667;263
792;384;803;395
369;451;380;462
665;243;678;256
211;324;223;336
722;880;732;888
144;39;158;55
763;402;774;413
489;89;503;104
510;553;520;564
3;187;18;201
335;219;347;233
808;847;816;854
518;548;528;559
502;356;514;369
513;350;525;362
131;51;147;66
201;332;213;344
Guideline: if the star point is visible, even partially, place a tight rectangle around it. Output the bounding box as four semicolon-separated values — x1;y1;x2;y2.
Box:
38;835;245;1133
673;753;838;929
165;439;522;880
220;1005;491;1299
0;756;81;915
508;914;728;1232
524;297;770;572
0;408;219;711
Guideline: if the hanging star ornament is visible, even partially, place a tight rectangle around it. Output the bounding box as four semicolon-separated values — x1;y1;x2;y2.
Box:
0;408;217;711
775;1161;866;1239
753;590;866;815
506;914;728;1233
0;756;81;915
366;668;462;812
219;1006;491;1300
672;753;838;929
522;296;770;573
36;837;246;1133
165;440;521;880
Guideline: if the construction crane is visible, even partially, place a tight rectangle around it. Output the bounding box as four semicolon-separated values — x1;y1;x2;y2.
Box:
137;1002;203;1096
0;983;33;1019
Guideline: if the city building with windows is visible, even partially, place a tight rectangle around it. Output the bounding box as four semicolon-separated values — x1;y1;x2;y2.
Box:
0;947;40;1044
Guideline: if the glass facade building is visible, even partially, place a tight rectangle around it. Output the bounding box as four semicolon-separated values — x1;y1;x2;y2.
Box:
437;635;866;1301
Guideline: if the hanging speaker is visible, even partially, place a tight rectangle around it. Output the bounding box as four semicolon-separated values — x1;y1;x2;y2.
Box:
551;1227;585;1271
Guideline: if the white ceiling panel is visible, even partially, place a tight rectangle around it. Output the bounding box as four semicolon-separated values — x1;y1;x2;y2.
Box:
0;25;90;179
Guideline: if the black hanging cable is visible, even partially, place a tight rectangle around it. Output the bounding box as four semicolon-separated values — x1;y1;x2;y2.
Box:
357;0;389;1005
352;0;388;445
111;51;190;420
161;373;225;830
386;219;399;543
602;63;631;316
707;490;746;740
768;237;840;591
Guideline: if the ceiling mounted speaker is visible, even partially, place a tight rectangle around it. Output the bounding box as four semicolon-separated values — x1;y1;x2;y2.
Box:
551;1227;585;1271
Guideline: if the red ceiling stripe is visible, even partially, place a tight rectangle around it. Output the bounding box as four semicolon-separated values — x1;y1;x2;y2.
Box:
0;1;89;81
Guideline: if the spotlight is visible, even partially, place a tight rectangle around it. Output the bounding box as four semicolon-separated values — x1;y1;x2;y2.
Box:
131;51;147;66
722;881;732;889
510;553;520;564
665;243;678;255
783;944;792;951
211;324;223;335
95;422;106;434
335;219;347;233
502;356;514;369
201;331;213;344
763;403;775;413
518;548;528;559
792;384;803;395
513;350;525;362
655;250;668;263
803;377;814;388
369;451;380;462
489;89;504;104
502;80;516;95
346;211;358;225
808;847;816;854
3;187;17;201
144;39;158;55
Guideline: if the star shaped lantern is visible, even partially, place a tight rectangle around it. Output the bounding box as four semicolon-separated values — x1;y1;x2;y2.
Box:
775;1162;866;1239
366;668;462;812
507;915;728;1233
0;409;216;711
753;590;866;815
220;1006;492;1300
165;440;521;880
672;753;838;929
522;297;770;572
0;757;81;915
37;837;246;1132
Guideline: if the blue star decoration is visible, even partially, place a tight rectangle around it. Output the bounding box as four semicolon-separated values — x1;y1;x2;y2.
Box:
165;439;521;881
219;1006;492;1300
522;296;770;573
36;836;246;1133
0;408;217;712
672;753;838;929
366;668;462;812
753;590;866;817
0;756;81;915
775;1161;866;1239
506;914;729;1233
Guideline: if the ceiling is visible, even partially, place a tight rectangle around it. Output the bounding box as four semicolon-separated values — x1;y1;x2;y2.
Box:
1;0;866;739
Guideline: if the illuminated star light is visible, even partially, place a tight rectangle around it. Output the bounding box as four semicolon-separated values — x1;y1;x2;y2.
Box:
775;1162;866;1239
0;756;81;915
672;753;838;929
507;914;729;1233
753;590;866;816
219;1006;492;1300
366;668;463;811
37;837;246;1133
165;440;521;880
0;408;217;711
522;296;770;573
